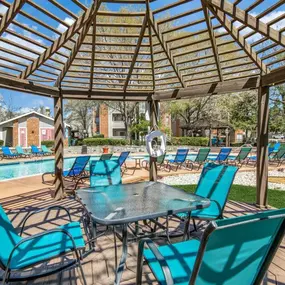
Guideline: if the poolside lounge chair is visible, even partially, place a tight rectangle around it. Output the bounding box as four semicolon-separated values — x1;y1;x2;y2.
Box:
41;144;53;155
142;152;166;170
31;145;45;156
99;153;112;160
1;146;18;159
165;149;189;171
177;163;238;234
269;144;285;166
42;155;90;185
187;147;210;170
208;147;232;163
0;204;86;284
227;146;252;166
116;151;130;173
137;208;285;285
15;146;33;158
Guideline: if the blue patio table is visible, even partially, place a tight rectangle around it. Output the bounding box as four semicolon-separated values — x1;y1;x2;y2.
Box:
76;181;210;285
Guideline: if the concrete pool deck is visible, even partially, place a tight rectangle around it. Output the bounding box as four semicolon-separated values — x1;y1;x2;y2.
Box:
1;157;285;200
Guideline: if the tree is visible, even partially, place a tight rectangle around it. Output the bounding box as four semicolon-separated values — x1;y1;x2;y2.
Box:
230;91;257;140
64;100;98;137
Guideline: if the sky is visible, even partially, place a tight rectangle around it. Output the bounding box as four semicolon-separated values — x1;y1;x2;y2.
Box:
0;0;284;115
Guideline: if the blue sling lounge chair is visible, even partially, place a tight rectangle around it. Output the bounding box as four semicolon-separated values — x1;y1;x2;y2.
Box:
165;149;189;171
0;205;86;284
42;155;90;184
137;208;285;285
115;151;130;174
208;147;232;163
1;146;18;159
31;145;45;156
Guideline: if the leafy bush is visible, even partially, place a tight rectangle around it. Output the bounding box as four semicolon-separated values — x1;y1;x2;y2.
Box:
170;137;209;146
41;140;54;147
92;134;104;138
131;140;145;146
83;138;127;146
230;142;244;147
0;140;3;146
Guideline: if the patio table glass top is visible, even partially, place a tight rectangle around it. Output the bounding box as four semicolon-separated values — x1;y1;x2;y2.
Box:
76;181;210;225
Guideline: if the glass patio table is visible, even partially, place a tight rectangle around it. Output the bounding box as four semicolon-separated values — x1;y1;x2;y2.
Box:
76;181;210;285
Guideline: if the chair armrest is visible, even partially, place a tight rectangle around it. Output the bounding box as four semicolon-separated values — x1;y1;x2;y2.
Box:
20;206;72;236
136;238;174;285
7;228;79;271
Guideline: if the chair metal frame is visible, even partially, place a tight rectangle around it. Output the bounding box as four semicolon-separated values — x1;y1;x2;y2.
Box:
0;205;87;285
137;212;285;285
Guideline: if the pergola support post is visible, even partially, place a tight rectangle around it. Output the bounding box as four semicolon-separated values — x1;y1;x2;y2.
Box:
149;100;159;182
53;91;65;200
256;85;270;208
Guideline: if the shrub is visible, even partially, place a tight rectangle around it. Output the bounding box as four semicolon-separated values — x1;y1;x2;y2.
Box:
41;140;54;147
83;138;127;146
230;142;244;147
170;137;209;146
0;140;3;146
92;134;104;138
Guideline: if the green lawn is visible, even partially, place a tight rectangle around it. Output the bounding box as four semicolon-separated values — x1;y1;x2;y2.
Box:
175;185;285;209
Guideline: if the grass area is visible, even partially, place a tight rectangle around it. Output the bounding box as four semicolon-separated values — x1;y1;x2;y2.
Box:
175;184;285;209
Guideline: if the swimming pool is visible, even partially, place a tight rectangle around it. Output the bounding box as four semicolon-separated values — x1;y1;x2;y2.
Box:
0;153;236;181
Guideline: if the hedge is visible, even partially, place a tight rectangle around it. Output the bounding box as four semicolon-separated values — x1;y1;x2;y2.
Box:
92;134;104;138
0;140;3;146
41;140;54;147
83;138;127;146
170;137;209;146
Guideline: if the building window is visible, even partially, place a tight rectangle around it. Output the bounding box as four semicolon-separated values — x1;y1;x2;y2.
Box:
113;128;126;137
112;114;124;121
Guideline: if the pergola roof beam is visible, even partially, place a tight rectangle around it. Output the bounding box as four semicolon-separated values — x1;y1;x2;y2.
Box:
206;3;267;74
202;0;223;81
20;0;98;79
0;0;25;37
206;0;285;48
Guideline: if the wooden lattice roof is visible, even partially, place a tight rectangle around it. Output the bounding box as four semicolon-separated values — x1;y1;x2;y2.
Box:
0;0;284;100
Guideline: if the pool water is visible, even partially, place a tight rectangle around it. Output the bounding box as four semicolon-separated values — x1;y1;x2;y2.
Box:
0;153;237;181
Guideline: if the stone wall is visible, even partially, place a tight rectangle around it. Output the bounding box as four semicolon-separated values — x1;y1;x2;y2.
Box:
27;117;39;146
12;121;18;147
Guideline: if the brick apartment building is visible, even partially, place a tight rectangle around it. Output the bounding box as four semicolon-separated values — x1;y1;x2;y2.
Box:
96;103;172;138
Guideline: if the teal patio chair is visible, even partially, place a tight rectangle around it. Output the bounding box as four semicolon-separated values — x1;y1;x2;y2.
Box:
15;146;33;158
90;160;122;187
137;208;285;285
116;151;130;174
1;146;18;159
177;163;238;234
99;153;113;161
227;146;252;166
41;144;53;155
187;147;210;170
0;205;86;284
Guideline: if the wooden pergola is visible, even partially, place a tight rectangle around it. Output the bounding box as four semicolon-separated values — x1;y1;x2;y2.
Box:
0;0;284;204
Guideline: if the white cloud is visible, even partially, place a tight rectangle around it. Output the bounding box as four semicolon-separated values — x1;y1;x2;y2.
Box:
57;17;75;33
